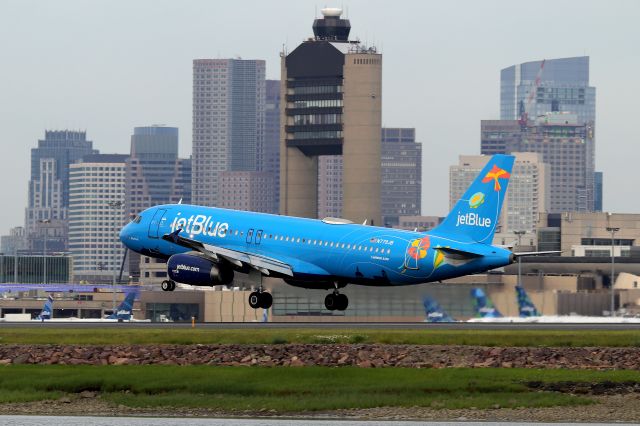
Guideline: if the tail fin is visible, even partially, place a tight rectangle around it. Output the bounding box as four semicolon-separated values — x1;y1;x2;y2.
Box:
37;295;54;320
515;285;540;317
432;154;515;243
471;288;502;318
107;290;138;320
423;296;455;322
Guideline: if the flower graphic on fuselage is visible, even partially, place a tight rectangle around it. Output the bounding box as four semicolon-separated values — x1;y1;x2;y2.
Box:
407;236;430;260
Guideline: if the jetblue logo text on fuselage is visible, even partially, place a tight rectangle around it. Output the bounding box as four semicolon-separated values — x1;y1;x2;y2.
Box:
170;214;229;237
455;212;492;228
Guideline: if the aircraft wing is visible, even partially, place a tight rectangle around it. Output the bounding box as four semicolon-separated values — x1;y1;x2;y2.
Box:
162;230;294;277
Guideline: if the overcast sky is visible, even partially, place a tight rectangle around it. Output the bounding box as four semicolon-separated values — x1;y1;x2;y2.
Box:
1;0;639;235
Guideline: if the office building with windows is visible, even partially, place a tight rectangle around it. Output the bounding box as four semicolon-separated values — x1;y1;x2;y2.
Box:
25;130;97;251
500;56;595;125
68;154;128;282
381;128;422;227
218;171;276;214
263;80;281;210
192;58;266;207
481;113;594;213
125;126;191;280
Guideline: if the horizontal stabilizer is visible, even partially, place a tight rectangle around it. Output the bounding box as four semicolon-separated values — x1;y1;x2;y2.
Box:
435;246;484;259
513;251;561;258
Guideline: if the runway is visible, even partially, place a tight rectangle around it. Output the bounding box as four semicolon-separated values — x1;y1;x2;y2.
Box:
3;321;640;330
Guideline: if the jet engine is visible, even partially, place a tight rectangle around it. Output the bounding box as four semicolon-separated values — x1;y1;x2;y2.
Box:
167;253;234;286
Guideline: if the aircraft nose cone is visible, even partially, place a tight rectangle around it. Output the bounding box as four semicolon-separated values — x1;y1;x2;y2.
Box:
119;223;131;246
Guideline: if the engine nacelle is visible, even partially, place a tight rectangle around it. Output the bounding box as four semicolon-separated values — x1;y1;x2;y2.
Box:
167;253;234;286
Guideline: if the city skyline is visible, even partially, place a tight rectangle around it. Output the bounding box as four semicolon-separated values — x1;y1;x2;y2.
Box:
1;0;639;235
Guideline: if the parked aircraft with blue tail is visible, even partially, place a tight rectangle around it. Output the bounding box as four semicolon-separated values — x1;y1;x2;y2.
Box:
22;291;144;322
469;285;640;323
516;285;540;317
120;154;554;311
422;296;456;322
470;288;503;318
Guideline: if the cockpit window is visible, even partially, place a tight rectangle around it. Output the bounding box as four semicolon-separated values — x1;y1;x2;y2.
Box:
132;215;142;224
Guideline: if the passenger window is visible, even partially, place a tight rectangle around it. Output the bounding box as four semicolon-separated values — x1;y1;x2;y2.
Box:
286;237;289;241
297;238;301;243
330;242;334;247
341;243;345;248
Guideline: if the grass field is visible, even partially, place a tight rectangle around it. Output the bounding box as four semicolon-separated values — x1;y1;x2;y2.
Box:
3;365;637;411
2;327;640;347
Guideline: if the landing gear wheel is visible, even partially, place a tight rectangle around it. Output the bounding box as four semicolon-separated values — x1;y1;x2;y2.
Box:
260;292;273;309
325;293;338;311
336;294;348;311
161;280;175;292
249;291;261;309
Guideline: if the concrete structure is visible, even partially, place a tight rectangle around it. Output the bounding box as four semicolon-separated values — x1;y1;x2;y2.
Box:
1;227;27;255
218;171;277;214
500;56;595;125
481;114;594;213
125;126;191;280
280;8;382;225
557;212;640;258
381;128;422;227
68;154;128;283
192;58;266;207
450;153;548;235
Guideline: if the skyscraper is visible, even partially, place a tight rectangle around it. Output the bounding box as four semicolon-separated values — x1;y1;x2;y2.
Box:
26;130;97;249
381;128;422;227
280;8;382;225
500;56;595;125
192;59;266;207
125;126;191;280
481;114;594;213
263;80;281;210
317;127;422;225
68;154;127;282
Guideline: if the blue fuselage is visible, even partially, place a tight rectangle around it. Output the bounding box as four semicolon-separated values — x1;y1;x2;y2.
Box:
120;204;513;287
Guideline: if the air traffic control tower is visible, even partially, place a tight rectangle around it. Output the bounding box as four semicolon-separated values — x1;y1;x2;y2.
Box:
280;8;382;225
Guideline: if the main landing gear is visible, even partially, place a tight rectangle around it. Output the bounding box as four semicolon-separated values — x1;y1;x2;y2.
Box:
325;290;348;311
249;290;273;309
161;280;176;292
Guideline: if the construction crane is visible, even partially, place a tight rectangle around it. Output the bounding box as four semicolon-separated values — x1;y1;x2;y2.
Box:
518;59;546;129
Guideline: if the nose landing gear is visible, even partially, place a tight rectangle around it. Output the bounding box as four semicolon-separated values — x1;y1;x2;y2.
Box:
161;280;176;291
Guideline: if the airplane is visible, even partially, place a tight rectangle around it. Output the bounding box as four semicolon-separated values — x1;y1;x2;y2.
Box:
35;294;54;321
516;285;540;317
469;285;640;323
422;296;455;322
470;287;503;318
120;154;551;311
4;291;145;322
